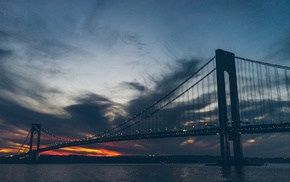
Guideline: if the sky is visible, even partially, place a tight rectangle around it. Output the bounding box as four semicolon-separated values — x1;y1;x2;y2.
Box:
0;0;290;158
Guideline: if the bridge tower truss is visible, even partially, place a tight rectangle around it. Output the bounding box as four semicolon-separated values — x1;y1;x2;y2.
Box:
216;49;244;165
29;123;41;163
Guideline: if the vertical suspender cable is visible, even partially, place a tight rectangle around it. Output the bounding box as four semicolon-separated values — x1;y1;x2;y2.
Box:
250;61;258;124
247;61;254;123
202;71;205;125
182;84;185;130
159;100;161;131
243;61;250;123
187;77;190;130
213;68;218;126
284;70;290;122
259;64;266;124
244;61;249;123
236;59;242;122
207;64;212;124
265;66;273;123
274;68;282;123
197;83;201;129
256;63;263;124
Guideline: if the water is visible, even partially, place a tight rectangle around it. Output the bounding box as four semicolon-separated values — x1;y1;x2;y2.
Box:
0;163;289;182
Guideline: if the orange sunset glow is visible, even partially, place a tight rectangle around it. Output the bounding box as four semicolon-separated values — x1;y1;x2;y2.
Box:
41;146;123;156
0;148;15;154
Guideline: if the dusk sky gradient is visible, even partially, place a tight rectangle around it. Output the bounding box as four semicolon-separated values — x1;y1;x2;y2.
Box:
0;0;290;157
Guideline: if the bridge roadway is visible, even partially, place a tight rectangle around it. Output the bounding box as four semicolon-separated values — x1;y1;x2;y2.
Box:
17;122;290;158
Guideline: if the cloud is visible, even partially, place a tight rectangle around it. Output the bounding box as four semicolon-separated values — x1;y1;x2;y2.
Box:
0;45;65;116
134;144;144;148
59;146;122;156
126;58;202;114
0;28;94;115
1;0;289;158
64;92;126;134
180;138;195;146
0;27;132;156
0;91;127;156
121;81;147;93
1;48;288;157
0;98;77;156
243;133;290;157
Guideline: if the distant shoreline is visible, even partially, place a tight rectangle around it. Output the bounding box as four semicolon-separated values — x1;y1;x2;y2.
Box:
1;155;290;164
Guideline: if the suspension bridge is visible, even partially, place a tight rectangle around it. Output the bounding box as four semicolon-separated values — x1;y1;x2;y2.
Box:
14;49;290;165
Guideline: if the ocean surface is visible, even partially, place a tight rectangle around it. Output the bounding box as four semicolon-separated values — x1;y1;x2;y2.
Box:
0;163;290;182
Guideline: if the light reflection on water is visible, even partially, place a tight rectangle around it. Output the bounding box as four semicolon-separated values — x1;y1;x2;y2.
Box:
0;163;290;182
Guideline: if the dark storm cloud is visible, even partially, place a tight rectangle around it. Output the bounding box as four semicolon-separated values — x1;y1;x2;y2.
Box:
0;47;88;144
0;0;289;157
65;94;113;132
50;57;208;150
104;57;220;155
113;54;290;156
65;92;126;134
0;27;130;152
74;92;112;104
0;91;123;148
0;96;68;136
126;58;201;114
121;81;147;93
1;92;123;142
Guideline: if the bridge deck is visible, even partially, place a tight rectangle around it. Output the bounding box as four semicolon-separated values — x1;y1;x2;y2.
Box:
15;122;290;158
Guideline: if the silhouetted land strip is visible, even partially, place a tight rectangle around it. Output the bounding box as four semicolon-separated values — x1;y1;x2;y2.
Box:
0;155;218;164
0;155;290;164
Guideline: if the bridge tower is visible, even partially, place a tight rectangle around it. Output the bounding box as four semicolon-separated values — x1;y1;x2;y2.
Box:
216;49;244;165
29;123;41;163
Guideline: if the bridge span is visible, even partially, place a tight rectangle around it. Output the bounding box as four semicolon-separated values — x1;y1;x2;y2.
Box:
15;49;290;165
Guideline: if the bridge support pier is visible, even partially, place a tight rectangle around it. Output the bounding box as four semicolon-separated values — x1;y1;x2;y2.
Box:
29;123;41;163
216;49;244;165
